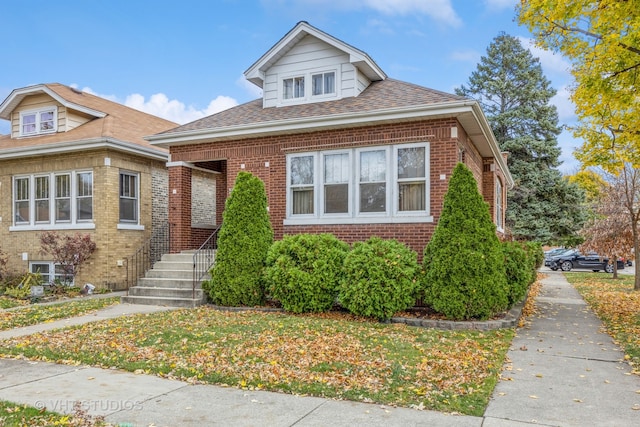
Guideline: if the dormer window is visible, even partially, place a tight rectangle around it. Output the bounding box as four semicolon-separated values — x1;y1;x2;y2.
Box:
312;72;335;96
20;107;57;136
280;69;338;104
283;76;305;99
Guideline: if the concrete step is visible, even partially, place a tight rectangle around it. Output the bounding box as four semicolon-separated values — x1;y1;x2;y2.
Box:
136;277;200;289
152;261;193;270
160;252;197;263
145;269;193;279
128;286;205;299
120;295;205;308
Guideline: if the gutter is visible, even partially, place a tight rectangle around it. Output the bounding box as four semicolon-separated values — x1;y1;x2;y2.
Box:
0;138;168;162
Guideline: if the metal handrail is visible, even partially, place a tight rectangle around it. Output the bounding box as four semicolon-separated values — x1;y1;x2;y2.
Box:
125;223;170;293
192;226;221;299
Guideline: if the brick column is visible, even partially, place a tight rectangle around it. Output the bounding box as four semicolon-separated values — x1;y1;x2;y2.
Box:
215;162;227;226
169;165;192;253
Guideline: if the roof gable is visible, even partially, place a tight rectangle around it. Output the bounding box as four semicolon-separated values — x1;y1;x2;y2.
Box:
0;84;106;121
244;21;386;89
0;83;178;160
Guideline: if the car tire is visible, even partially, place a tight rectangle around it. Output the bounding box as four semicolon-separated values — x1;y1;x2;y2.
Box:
550;267;558;271
561;261;572;271
605;264;614;273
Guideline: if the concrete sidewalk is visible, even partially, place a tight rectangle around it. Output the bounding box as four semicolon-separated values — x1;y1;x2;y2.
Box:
484;270;640;426
0;271;639;426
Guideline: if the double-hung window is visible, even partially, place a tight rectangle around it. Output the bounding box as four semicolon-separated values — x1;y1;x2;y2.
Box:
285;143;431;224
496;179;503;230
20;108;57;136
312;71;336;96
289;155;315;215
119;171;139;223
396;146;427;212
12;171;93;229
323;152;350;214
35;176;50;223
283;76;305;100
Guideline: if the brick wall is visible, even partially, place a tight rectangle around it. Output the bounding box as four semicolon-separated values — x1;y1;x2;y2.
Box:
0;149;166;289
167;119;498;256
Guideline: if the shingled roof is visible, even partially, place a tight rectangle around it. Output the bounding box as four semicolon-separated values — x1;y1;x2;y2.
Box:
157;78;466;136
0;83;177;156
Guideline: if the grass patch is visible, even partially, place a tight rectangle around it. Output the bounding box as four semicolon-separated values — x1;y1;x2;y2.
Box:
0;399;110;426
0;307;514;416
564;272;640;373
0;298;120;331
0;297;28;310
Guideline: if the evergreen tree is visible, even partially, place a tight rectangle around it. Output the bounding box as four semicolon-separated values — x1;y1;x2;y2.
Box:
422;163;509;320
205;171;273;306
456;32;586;244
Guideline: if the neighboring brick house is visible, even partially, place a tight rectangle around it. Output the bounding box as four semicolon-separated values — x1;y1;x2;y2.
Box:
148;21;513;256
0;83;178;289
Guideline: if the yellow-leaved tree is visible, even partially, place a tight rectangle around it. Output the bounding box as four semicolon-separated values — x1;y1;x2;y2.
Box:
518;0;640;170
518;1;640;290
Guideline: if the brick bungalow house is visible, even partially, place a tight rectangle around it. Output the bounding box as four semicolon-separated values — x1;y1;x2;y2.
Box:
0;84;179;289
148;21;513;257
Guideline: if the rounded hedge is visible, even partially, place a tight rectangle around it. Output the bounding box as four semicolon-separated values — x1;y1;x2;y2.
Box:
339;237;419;321
264;233;350;313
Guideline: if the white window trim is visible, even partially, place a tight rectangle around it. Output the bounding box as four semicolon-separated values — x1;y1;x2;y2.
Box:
311;70;337;100
279;67;339;105
10;171;95;231
496;178;504;233
286;153;318;219
320;149;352;218
393;143;430;217
19;107;58;137
119;170;141;226
284;142;432;225
29;261;74;286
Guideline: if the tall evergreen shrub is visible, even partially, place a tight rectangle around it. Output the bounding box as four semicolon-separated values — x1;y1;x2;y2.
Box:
205;171;273;306
421;163;509;320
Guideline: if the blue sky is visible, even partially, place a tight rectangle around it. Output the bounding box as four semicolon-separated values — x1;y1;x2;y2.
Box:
0;0;578;173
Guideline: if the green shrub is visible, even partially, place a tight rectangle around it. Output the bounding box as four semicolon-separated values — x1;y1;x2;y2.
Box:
339;237;419;321
421;163;508;320
502;241;531;305
525;241;544;270
205;171;273;306
264;233;350;313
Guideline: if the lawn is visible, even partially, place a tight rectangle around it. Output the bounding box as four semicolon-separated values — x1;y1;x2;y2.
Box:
0;297;120;331
564;272;640;373
0;307;514;416
0;400;108;427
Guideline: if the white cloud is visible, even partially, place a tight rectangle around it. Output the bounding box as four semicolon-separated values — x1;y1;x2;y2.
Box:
73;85;238;125
517;36;572;76
124;93;238;124
449;49;481;63
237;75;263;99
551;85;576;123
364;0;462;27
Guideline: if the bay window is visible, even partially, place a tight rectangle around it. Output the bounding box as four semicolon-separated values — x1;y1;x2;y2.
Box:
285;142;431;224
12;171;93;228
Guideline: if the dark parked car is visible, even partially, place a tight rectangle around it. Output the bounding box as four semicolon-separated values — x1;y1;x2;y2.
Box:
544;248;570;266
548;250;625;273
